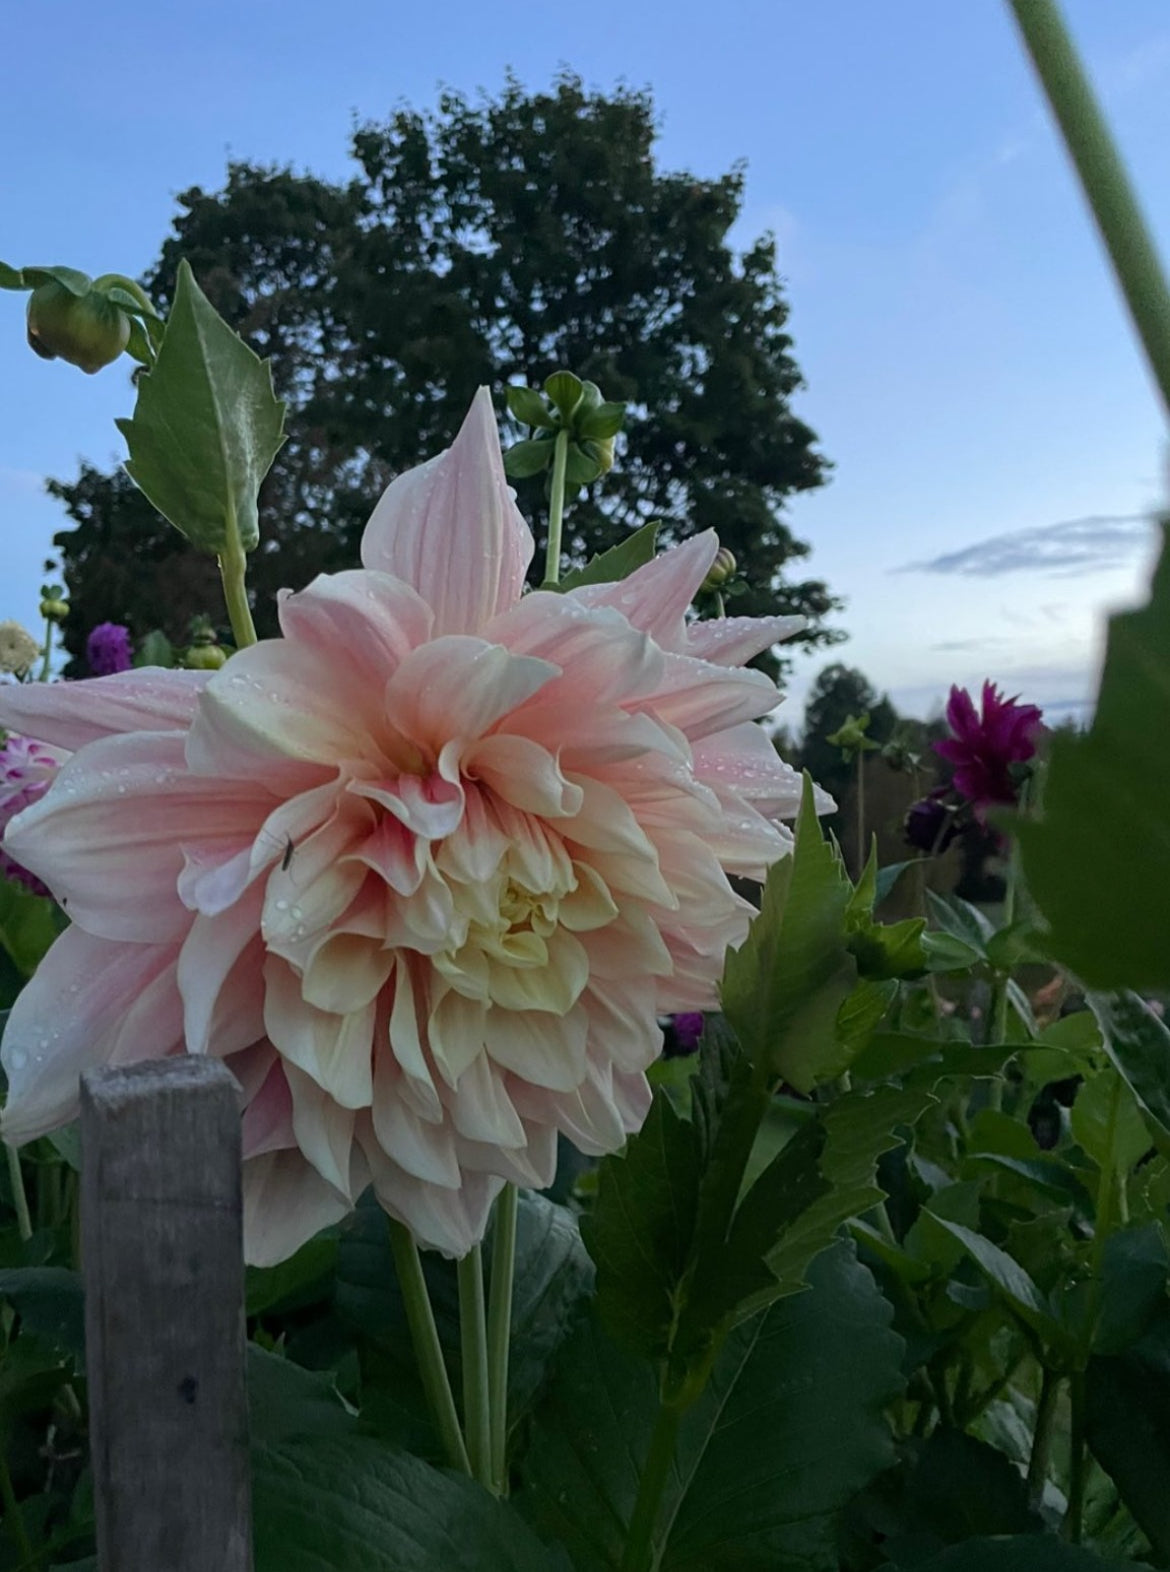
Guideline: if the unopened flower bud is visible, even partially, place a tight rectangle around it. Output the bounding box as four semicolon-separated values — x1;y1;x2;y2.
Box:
184;642;228;670
27;281;130;374
39;596;69;623
701;548;737;592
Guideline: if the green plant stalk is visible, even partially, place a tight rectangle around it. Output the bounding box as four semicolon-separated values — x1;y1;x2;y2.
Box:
0;1446;35;1568
543;429;570;586
5;1144;32;1243
217;501;258;650
1026;1365;1061;1510
486;1183;518;1493
854;750;866;882
458;1245;493;1489
620;1401;682;1572
386;1219;470;1475
1007;0;1170;421
1065;1368;1088;1543
38;617;53;683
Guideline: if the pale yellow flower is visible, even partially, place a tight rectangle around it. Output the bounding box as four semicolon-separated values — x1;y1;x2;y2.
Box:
0;622;41;677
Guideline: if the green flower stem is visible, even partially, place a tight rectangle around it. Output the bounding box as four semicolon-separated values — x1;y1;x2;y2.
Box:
5;1144;32;1243
1065;1368;1088;1543
854;750;866;882
0;1446;34;1569
1026;1365;1061;1510
486;1183;518;1494
38;618;53;683
620;1400;681;1572
543;429;571;587
386;1219;470;1476
986;815;1024;1111
217;504;258;651
457;1245;493;1489
1007;0;1170;421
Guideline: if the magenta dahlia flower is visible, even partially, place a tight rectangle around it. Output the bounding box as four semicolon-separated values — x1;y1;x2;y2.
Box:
0;735;65;895
0;390;824;1263
933;681;1042;816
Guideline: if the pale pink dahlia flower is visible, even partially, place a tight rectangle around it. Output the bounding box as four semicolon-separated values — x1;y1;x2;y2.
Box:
0;390;820;1263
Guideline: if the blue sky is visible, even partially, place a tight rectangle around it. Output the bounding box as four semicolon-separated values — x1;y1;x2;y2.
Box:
2;0;1168;729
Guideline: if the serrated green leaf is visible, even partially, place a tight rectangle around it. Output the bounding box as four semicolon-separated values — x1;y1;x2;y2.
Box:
926;1215;1062;1348
921;929;984;972
837;978;898;1056
849;916;929;980
1041;1011;1103;1055
875;859;917;905
1093;1224;1170;1356
0;262;26;290
986;920;1050;970
20;265;92;296
582;1089;701;1362
851;1033;1015;1088
1017;522;1170;991
1089;990;1170;1141
247;1344;354;1445
503;437;554;479
722;776;857;1090
253;1434;566;1571
927;890;992;958
554;520;660;591
1070;1065;1151;1173
116;259;285;555
518;1243;902;1572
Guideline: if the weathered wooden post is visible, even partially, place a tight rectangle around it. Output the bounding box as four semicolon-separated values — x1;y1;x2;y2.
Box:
80;1057;253;1571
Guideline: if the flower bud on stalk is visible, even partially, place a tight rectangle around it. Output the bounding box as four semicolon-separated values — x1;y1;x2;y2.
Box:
27;282;131;374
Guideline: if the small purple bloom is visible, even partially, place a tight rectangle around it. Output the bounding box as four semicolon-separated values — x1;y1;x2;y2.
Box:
903;789;958;854
933;681;1042;816
666;1012;704;1058
86;622;133;676
0;735;64;896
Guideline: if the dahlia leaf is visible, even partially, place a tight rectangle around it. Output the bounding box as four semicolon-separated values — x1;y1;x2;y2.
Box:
253;1433;566;1571
116;259;286;556
555;520;660;592
517;1242;902;1572
721;774;858;1091
1017;521;1170;991
1089;990;1170;1143
912;1538;1151;1571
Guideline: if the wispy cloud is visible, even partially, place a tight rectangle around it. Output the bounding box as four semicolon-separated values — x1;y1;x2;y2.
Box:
895;513;1155;578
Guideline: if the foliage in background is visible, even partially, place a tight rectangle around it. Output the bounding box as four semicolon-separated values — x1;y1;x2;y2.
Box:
49;74;841;678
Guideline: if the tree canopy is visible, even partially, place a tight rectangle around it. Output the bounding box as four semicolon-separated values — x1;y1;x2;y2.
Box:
52;74;841;675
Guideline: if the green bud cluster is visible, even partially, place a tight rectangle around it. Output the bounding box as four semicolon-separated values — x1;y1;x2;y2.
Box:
826;712;881;760
38;582;69;623
502;371;626;495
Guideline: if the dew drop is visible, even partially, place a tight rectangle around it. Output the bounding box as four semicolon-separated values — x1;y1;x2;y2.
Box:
274;899;289;912
7;1048;26;1071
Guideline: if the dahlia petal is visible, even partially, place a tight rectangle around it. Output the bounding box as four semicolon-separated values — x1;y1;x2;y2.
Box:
384;960;441;1120
178;885;267;1057
486;930;589;1016
361;1131;504;1258
360;386;535;636
277;570;434;684
635;652;780;741
187;640;380;778
482;1005;588;1093
442;1051;527;1147
372;1066;461;1187
1;929;182;1146
383;636;558;754
242;1148;352;1267
241;1057;295;1157
286;1063;358;1198
263;957;376;1109
684;613;808;666
464;733;583;818
458;1124;558;1189
485;594;663;706
0;667;210;751
428;989;487;1086
571;531;718;648
6;732;272;942
351;770;465;841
